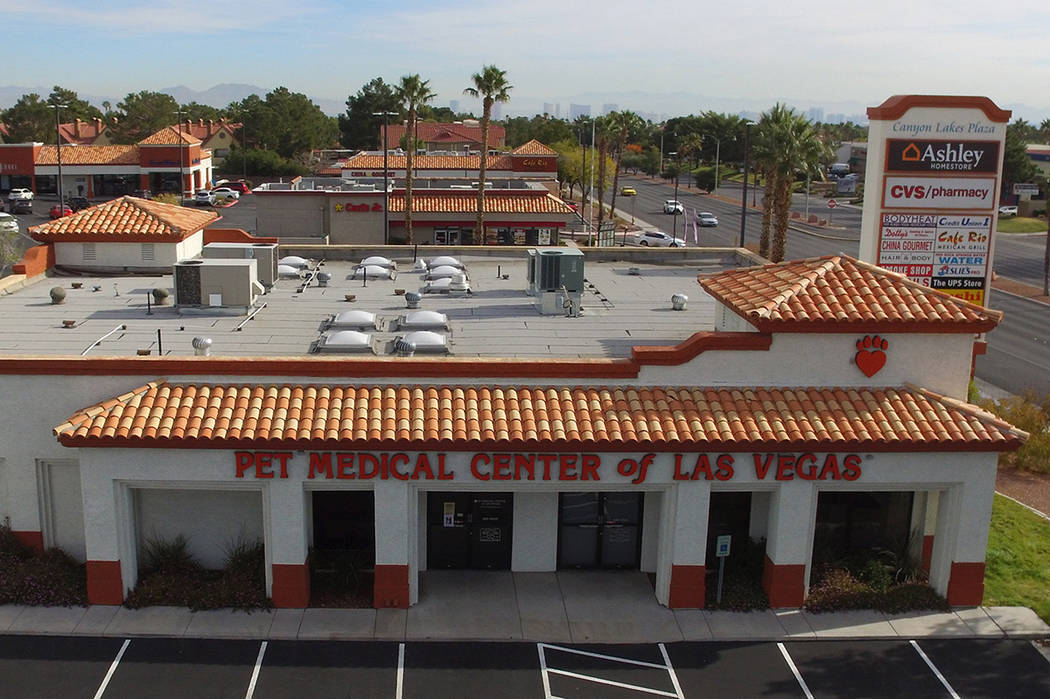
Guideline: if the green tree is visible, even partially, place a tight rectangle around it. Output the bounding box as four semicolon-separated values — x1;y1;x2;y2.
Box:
219;145;308;177
396;75;436;245
464;65;513;244
0;93;53;142
339;77;401;150
180;101;225;123
47;86;102;123
607;111;643;227
1003;120;1038;191
108;90;180;143
256;87;339;159
593;116;617;236
504;115;574;147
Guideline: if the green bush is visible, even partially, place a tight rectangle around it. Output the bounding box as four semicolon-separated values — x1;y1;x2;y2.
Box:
978;391;1050;474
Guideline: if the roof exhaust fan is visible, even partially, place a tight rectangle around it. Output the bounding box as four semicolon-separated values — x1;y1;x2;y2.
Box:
192;336;213;356
671;293;688;311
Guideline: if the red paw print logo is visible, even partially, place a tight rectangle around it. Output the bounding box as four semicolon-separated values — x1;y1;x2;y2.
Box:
855;335;888;377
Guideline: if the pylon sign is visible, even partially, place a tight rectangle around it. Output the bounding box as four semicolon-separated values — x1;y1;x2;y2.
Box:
858;96;1010;307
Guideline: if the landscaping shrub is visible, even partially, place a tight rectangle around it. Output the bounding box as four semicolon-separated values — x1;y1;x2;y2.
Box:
979;391;1050;474
805;553;949;614
125;534;270;611
0;521;86;606
804;568;875;612
704;537;769;610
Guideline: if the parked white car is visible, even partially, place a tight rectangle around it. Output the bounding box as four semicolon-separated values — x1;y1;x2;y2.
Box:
211;187;240;201
663;200;684;215
7;188;33;202
630;231;687;247
998;205;1018;217
195;190;216;206
0;212;19;235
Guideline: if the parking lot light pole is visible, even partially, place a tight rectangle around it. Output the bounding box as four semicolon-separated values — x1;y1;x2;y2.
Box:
373;110;398;245
669;151;679;239
713;137;721;193
47;103;67;212
738;122;752;248
173;108;185;197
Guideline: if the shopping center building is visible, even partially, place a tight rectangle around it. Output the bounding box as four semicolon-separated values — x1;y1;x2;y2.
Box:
0;230;1025;610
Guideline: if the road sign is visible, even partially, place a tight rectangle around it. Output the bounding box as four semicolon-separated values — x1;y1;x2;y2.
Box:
827;199;838;209
716;535;732;557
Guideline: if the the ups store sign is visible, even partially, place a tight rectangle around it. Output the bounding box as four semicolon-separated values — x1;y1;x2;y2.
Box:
886;139;999;173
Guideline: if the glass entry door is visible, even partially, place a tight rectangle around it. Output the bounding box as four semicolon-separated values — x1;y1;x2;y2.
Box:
427;492;513;570
558;492;642;569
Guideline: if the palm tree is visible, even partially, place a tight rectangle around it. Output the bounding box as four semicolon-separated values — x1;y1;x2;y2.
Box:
395;75;435;245
754;104;828;262
464;65;512;245
608;111;642;229
593;117;617;240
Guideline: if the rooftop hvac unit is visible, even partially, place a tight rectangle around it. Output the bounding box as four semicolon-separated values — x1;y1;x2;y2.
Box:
203;242;279;288
527;248;584;294
173;259;262;312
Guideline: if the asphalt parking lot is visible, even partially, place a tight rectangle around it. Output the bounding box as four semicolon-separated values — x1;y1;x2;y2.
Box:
0;635;1047;698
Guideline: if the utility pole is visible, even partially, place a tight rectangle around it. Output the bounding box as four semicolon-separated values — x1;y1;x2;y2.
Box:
373;110;398;245
48;103;67;212
738;122;752;248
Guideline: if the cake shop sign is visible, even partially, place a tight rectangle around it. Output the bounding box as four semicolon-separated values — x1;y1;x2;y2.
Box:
234;451;862;484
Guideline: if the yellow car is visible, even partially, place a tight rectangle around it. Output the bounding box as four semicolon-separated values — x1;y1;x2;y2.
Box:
620;187;637;196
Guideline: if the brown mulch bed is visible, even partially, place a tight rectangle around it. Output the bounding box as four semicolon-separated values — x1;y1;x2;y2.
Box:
991;277;1050;304
996;466;1050;517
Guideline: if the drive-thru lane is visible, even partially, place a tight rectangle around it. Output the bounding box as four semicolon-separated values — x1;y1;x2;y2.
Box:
1;635;1048;698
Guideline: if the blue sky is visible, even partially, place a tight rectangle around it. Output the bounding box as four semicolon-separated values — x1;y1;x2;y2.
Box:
3;0;1050;120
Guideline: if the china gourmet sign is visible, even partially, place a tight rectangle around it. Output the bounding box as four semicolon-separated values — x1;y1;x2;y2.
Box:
234;450;863;484
886;139;999;173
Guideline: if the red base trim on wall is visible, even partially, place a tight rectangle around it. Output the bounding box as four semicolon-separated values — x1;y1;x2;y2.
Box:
947;562;985;606
668;564;706;608
761;555;806;608
12;530;44;552
921;535;934;574
86;560;124;605
374;564;410;608
271;563;310;608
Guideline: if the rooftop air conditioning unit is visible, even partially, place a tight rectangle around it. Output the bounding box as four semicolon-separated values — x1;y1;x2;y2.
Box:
203;242;278;288
527;248;585;314
174;258;262;313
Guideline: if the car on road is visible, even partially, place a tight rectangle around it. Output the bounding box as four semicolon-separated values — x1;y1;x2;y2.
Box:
0;212;19;235
998;205;1018;217
49;204;73;219
211;187;240;201
620;187;636;196
7;188;33;202
663;200;684;215
630;230;687;247
226;181;251;195
696;211;718;227
11;199;32;214
195;190;216;206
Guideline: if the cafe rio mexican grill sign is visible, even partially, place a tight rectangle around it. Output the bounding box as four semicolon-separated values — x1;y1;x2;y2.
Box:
235;451;863;484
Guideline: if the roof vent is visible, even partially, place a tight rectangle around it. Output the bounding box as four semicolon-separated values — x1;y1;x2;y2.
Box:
395;330;448;354
449;273;470;293
671;293;688;311
316;330;374;353
405;291;422;308
316;271;332;287
361;256;397;270
429;256;464;269
413;259;428;272
392;338;416;357
351;265;395;280
192;336;213;356
328;310;377;330
279;256;310;269
402;310;449;330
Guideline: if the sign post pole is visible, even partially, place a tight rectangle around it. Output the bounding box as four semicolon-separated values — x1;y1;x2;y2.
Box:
715;534;731;605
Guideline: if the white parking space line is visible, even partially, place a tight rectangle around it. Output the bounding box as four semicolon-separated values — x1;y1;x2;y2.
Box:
92;638;130;699
396;643;405;699
777;642;814;699
537;642;684;698
244;641;268;699
658;643;684;699
910;640;960;698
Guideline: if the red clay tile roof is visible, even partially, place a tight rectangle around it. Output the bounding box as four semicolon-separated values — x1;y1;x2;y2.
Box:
387;191;574;215
54;381;1026;451
382;122;505;147
342;153;517;170
58;119;107;145
701;255;1001;333
512;140;557;156
138;126;202;146
29;196;218;243
174;120;241;141
36;144;138;166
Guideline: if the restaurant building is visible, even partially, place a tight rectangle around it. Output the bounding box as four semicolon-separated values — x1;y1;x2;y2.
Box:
0;245;1024;611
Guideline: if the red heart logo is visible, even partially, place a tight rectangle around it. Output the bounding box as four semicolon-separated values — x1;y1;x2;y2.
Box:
855;349;886;377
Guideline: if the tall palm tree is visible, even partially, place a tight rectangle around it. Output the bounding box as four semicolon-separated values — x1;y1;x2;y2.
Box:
754;104;828;262
395;75;435;245
593;116;617;240
608;110;642;228
464;65;512;244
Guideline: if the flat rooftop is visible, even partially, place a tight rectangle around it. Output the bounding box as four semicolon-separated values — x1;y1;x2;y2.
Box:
0;252;738;358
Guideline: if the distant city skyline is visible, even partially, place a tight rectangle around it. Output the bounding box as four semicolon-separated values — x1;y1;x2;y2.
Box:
3;1;1050;123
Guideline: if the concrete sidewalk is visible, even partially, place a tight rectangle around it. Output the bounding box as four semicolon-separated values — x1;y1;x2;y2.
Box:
1;571;1047;642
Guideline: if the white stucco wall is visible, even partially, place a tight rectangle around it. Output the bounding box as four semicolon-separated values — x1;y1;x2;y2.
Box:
511;491;557;571
54;232;203;271
40;460;85;560
135;488;263;569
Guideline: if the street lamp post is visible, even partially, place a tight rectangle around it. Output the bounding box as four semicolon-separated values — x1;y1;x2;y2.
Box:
47;103;67;211
173;108;185;198
669;151;679;239
713;137;721;193
373;110;398;245
738;122;752;248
